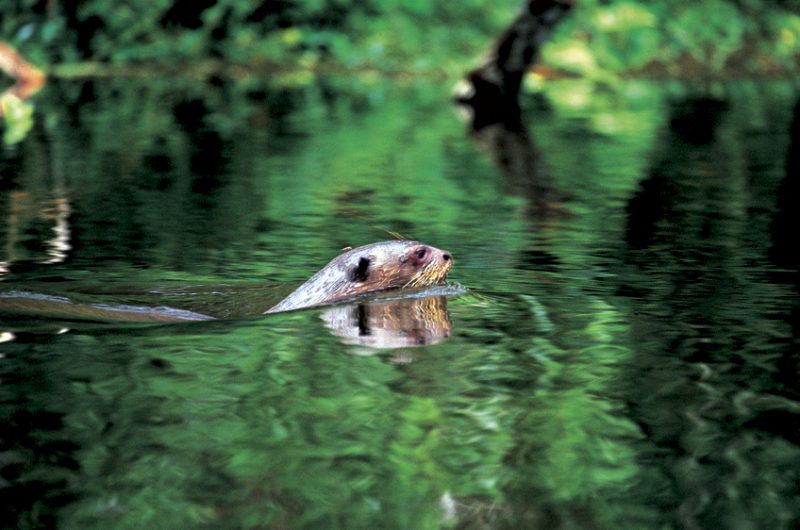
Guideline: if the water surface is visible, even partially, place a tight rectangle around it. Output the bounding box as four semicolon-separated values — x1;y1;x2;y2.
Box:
1;76;799;529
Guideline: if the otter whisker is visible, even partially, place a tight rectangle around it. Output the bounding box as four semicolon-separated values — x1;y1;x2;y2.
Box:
405;261;448;289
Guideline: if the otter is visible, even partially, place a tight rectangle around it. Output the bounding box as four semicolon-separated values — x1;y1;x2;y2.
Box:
265;240;453;313
0;241;454;326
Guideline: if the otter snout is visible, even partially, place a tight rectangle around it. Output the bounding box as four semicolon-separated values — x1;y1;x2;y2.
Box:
442;251;452;262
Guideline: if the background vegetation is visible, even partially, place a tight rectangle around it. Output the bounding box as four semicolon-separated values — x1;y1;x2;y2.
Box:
2;0;800;79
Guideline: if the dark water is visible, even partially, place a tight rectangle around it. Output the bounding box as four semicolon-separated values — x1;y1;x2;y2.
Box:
1;76;799;529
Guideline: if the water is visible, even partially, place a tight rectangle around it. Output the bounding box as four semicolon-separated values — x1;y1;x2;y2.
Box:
1;76;799;529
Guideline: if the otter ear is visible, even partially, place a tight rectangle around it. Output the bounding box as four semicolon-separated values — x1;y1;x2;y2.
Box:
350;257;371;282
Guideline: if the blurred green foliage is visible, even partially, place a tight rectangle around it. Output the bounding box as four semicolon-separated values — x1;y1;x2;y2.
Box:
1;0;798;145
0;93;35;144
544;0;800;79
1;0;798;78
1;0;520;75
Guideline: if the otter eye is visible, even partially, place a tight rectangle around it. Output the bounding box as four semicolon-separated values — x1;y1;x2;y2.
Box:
350;257;371;282
415;247;427;259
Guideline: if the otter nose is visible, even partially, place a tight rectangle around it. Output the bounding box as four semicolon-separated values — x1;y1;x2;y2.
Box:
442;251;452;261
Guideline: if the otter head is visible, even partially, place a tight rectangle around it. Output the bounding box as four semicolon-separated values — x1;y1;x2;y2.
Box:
343;241;452;295
266;240;453;313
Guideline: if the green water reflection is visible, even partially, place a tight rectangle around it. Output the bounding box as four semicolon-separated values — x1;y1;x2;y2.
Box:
1;77;799;529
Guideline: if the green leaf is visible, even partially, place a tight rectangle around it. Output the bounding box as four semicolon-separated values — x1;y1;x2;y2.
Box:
1;93;35;145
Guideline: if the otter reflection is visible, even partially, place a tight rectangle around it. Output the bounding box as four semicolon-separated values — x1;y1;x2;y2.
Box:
319;295;452;350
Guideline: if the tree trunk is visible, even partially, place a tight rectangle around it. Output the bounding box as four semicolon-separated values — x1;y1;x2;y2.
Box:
457;0;573;128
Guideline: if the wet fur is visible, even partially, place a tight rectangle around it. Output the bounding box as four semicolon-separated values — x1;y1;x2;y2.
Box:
266;241;452;313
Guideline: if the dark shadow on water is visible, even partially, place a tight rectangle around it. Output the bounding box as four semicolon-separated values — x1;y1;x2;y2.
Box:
618;93;800;529
624;96;729;251
457;96;566;224
0;365;80;529
769;96;800;294
761;95;800;446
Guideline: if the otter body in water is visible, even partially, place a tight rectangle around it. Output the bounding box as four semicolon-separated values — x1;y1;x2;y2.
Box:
266;240;453;313
0;241;454;324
